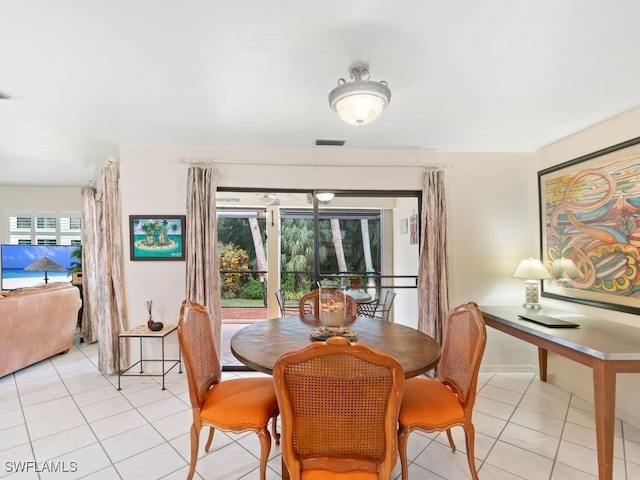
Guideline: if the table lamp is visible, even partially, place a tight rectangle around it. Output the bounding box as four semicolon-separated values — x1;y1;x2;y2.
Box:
512;257;551;309
551;257;579;282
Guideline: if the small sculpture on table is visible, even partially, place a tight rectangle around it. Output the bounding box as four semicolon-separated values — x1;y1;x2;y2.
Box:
145;300;154;328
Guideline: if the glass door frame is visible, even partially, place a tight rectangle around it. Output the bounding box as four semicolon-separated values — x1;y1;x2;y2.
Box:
217;187;422;287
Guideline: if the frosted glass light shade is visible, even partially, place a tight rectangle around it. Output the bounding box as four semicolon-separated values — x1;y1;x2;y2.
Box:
328;64;391;126
334;94;387;125
315;192;335;202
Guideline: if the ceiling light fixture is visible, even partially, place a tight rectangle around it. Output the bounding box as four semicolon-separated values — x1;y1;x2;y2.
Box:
315;192;335;202
328;64;391;125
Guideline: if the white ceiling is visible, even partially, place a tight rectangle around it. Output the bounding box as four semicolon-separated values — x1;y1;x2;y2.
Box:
2;1;640;187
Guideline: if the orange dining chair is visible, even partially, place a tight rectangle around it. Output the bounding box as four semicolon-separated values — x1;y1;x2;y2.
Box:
177;300;279;480
298;288;358;321
398;301;487;480
273;336;405;480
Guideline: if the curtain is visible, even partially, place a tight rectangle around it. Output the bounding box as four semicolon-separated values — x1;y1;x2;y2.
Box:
80;161;128;374
185;167;222;357
417;169;449;350
80;185;99;343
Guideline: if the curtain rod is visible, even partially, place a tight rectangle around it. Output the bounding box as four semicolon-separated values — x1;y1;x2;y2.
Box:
177;157;449;170
86;156;118;186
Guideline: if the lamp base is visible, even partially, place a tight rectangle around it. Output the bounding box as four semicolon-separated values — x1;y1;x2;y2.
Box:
523;302;543;309
523;280;543;310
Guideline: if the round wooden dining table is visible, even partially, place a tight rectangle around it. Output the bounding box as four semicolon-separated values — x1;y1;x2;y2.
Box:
230;315;441;378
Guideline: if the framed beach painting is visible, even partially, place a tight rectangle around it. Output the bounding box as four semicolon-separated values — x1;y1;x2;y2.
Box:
129;215;186;261
538;136;640;314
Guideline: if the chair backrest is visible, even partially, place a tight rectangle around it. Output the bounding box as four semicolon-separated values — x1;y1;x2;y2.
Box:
438;301;487;409
273;336;404;478
298;290;318;318
375;290;396;321
298;289;357;321
275;289;286;316
177;299;221;410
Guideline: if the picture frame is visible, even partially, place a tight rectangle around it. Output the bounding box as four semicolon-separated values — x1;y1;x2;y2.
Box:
399;218;408;235
129;215;186;261
538;136;640;313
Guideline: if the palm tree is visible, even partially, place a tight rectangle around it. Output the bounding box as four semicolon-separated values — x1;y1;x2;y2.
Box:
281;218;329;290
142;220;157;246
69;246;82;274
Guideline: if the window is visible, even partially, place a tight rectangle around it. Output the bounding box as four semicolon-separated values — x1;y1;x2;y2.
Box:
7;212;82;245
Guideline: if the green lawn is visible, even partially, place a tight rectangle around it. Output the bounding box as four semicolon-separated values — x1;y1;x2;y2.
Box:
221;298;266;307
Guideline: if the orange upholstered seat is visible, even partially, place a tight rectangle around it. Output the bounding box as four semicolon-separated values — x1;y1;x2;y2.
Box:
398;301;487;480
302;470;379;480
178;300;279;480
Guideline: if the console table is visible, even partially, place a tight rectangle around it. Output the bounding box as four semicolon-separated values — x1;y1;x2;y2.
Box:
117;324;182;390
480;306;640;480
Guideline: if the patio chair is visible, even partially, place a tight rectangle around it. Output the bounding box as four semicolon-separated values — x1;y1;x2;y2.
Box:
357;290;396;321
275;288;287;316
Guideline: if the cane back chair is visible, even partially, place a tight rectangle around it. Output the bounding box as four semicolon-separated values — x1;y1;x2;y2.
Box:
398;301;487;480
273;336;405;480
178;300;279;480
298;289;358;322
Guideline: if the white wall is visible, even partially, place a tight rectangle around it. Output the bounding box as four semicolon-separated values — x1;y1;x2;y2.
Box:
11;107;640;427
118;145;534;374
441;152;542;372
119;146;434;329
0;186;81;244
392;198;420;327
534;105;640;426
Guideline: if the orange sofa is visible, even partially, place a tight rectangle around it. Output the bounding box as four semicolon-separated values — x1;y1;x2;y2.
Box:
0;283;82;377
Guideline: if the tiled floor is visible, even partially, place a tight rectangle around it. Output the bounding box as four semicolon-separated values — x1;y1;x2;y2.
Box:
2;333;640;480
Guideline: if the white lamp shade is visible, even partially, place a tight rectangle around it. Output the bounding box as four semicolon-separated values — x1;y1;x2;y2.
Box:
512;257;551;280
551;257;579;279
334;94;386;125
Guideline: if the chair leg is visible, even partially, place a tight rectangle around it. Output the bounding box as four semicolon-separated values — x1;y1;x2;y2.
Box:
446;428;456;452
271;414;280;445
187;423;200;480
463;423;480;480
204;426;215;452
398;424;410;480
257;427;272;480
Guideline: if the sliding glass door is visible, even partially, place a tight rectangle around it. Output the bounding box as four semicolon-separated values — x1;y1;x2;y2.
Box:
216;189;420;319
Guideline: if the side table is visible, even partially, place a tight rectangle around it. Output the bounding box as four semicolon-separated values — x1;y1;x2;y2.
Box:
118;324;182;390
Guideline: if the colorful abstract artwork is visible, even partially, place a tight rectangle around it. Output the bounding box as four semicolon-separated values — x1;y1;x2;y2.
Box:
539;137;640;313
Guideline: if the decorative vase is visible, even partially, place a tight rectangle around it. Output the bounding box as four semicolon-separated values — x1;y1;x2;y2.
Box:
319;283;346;328
145;300;153;329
